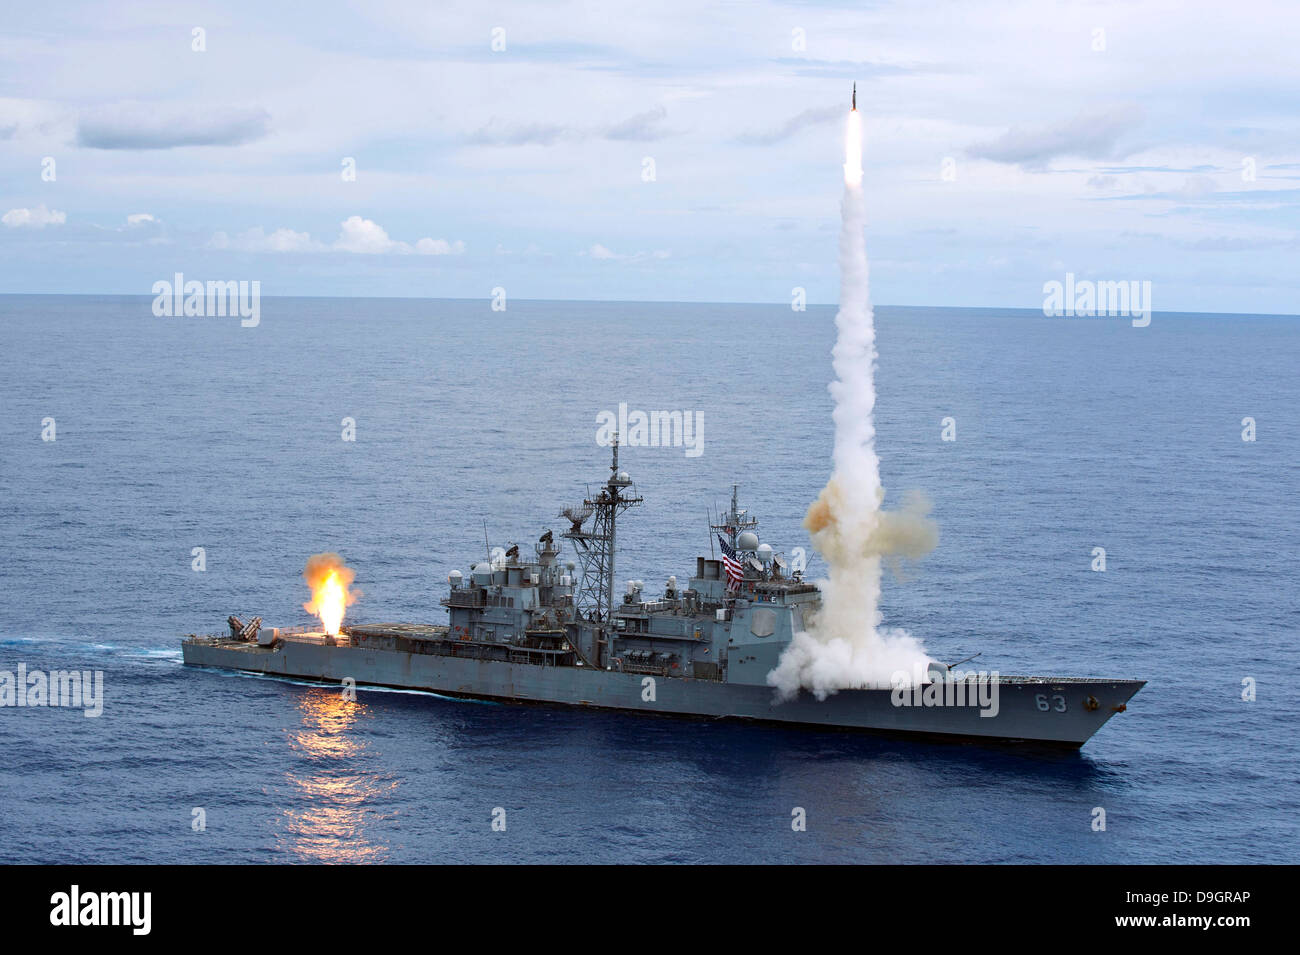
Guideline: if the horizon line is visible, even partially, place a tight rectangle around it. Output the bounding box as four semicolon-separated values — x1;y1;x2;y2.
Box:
0;291;1295;320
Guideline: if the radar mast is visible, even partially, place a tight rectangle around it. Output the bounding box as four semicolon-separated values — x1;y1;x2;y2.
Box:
562;433;642;633
710;483;758;553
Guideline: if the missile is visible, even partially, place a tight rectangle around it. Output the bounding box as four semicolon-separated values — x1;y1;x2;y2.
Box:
851;83;856;111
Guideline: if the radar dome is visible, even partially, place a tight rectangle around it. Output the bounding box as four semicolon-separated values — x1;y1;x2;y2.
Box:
738;531;760;552
616;470;630;484
473;562;491;574
756;543;773;561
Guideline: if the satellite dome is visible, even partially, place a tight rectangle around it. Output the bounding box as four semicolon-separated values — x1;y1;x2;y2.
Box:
473;562;491;574
449;569;463;579
756;543;773;561
616;470;630;484
738;531;760;552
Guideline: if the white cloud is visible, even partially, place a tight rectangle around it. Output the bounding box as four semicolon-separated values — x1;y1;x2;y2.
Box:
126;213;157;226
2;204;66;228
210;217;463;256
335;215;402;254
211;227;322;253
415;237;466;255
583;243;670;263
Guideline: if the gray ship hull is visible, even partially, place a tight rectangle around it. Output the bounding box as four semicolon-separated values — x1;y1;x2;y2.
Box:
182;635;1144;747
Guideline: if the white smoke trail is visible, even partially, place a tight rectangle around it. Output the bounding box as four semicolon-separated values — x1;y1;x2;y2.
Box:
767;108;936;702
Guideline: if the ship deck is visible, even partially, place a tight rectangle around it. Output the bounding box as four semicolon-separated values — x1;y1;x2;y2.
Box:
182;629;1142;687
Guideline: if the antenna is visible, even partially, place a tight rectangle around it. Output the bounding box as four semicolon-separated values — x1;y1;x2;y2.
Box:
709;483;757;553
561;432;642;634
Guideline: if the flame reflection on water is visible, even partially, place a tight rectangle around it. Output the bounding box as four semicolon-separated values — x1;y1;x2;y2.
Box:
276;688;397;863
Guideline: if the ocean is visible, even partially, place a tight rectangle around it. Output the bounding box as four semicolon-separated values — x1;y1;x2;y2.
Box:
1;294;1296;864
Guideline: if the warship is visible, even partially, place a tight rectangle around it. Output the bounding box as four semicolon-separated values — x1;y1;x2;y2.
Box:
182;438;1144;747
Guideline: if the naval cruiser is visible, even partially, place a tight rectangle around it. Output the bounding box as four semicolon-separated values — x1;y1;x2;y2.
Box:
182;439;1144;747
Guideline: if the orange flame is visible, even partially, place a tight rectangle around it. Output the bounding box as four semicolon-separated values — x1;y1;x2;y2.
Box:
302;552;357;636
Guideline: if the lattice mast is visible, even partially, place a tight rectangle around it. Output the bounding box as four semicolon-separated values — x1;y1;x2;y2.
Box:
561;434;642;626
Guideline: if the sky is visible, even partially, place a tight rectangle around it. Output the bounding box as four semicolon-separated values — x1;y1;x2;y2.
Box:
1;0;1297;313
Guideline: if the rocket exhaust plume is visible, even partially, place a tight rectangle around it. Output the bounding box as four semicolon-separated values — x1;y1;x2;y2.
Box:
302;552;358;636
768;100;938;701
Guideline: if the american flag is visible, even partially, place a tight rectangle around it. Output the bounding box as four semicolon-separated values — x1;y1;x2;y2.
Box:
717;535;743;591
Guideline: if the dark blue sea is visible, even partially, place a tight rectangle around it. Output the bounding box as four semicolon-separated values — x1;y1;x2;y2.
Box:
1;295;1296;864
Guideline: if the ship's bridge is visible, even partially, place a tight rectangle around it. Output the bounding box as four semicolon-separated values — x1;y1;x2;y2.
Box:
689;556;819;605
439;536;581;644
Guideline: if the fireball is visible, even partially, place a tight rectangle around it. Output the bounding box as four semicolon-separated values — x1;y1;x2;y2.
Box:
302;552;357;636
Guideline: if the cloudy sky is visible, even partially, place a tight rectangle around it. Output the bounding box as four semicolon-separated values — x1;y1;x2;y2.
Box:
1;0;1297;312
